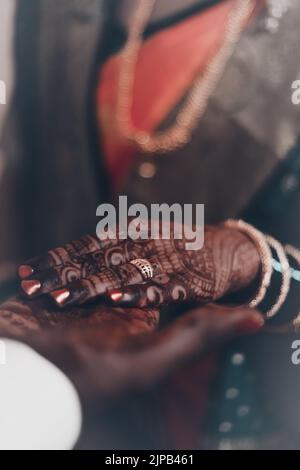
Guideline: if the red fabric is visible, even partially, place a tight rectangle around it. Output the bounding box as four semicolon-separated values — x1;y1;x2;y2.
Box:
97;0;235;191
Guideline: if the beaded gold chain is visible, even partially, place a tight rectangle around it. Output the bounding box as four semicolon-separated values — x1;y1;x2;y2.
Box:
117;0;256;154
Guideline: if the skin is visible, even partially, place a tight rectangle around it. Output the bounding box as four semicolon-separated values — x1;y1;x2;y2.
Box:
0;296;263;403
18;224;261;309
2;221;264;411
2;234;299;447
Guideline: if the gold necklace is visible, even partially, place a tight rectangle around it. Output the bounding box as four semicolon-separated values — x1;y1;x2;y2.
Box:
117;0;256;154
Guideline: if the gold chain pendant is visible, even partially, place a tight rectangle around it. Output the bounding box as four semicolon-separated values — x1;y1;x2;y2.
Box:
116;0;256;154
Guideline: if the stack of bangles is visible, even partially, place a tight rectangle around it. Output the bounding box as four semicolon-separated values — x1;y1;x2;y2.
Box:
224;220;300;334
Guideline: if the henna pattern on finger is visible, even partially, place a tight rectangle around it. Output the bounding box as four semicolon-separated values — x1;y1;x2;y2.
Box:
0;296;161;358
108;225;260;308
20;222;261;308
19;233;129;278
50;263;143;307
21;240;149;297
53;225;260;309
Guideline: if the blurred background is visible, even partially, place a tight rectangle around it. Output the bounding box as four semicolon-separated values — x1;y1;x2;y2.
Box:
0;1;15;177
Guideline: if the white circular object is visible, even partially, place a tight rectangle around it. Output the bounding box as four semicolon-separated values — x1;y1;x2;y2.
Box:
0;338;82;450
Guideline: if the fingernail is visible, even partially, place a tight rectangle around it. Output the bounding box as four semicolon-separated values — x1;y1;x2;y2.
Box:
236;312;264;334
50;289;71;306
21;280;41;296
110;291;124;302
18;265;34;279
108;290;135;305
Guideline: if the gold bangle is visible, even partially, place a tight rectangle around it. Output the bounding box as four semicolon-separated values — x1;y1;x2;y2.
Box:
266;244;300;334
265;236;291;319
285;244;300;333
224;220;273;309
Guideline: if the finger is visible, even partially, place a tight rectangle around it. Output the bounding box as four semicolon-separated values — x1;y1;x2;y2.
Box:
197;304;265;339
20;264;87;298
124;305;264;387
18;233;124;279
20;241;149;297
158;305;265;359
49;258;163;308
107;274;190;308
18;228;178;281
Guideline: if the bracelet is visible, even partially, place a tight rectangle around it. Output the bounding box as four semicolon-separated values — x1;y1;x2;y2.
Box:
285;245;300;334
265;244;300;334
265;236;291;319
224;219;293;318
224;219;273;309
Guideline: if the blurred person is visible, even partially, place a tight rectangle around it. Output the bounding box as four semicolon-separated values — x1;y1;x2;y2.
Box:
0;0;300;450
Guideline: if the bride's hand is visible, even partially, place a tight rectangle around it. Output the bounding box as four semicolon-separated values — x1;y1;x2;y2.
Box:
0;297;264;402
18;223;260;309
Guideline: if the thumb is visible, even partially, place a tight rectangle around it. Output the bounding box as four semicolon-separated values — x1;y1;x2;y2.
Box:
125;305;264;388
157;304;264;361
199;304;265;347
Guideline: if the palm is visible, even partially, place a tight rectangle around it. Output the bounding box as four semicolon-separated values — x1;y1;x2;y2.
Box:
0;296;262;402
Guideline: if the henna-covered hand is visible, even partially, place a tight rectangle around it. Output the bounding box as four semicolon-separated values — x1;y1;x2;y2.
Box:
0;296;264;402
18;223;260;309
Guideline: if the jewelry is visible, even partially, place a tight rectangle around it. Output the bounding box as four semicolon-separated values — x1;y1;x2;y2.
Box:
117;0;257;154
265;236;291;318
224;220;273;309
129;258;154;280
266;244;300;334
284;245;300;333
